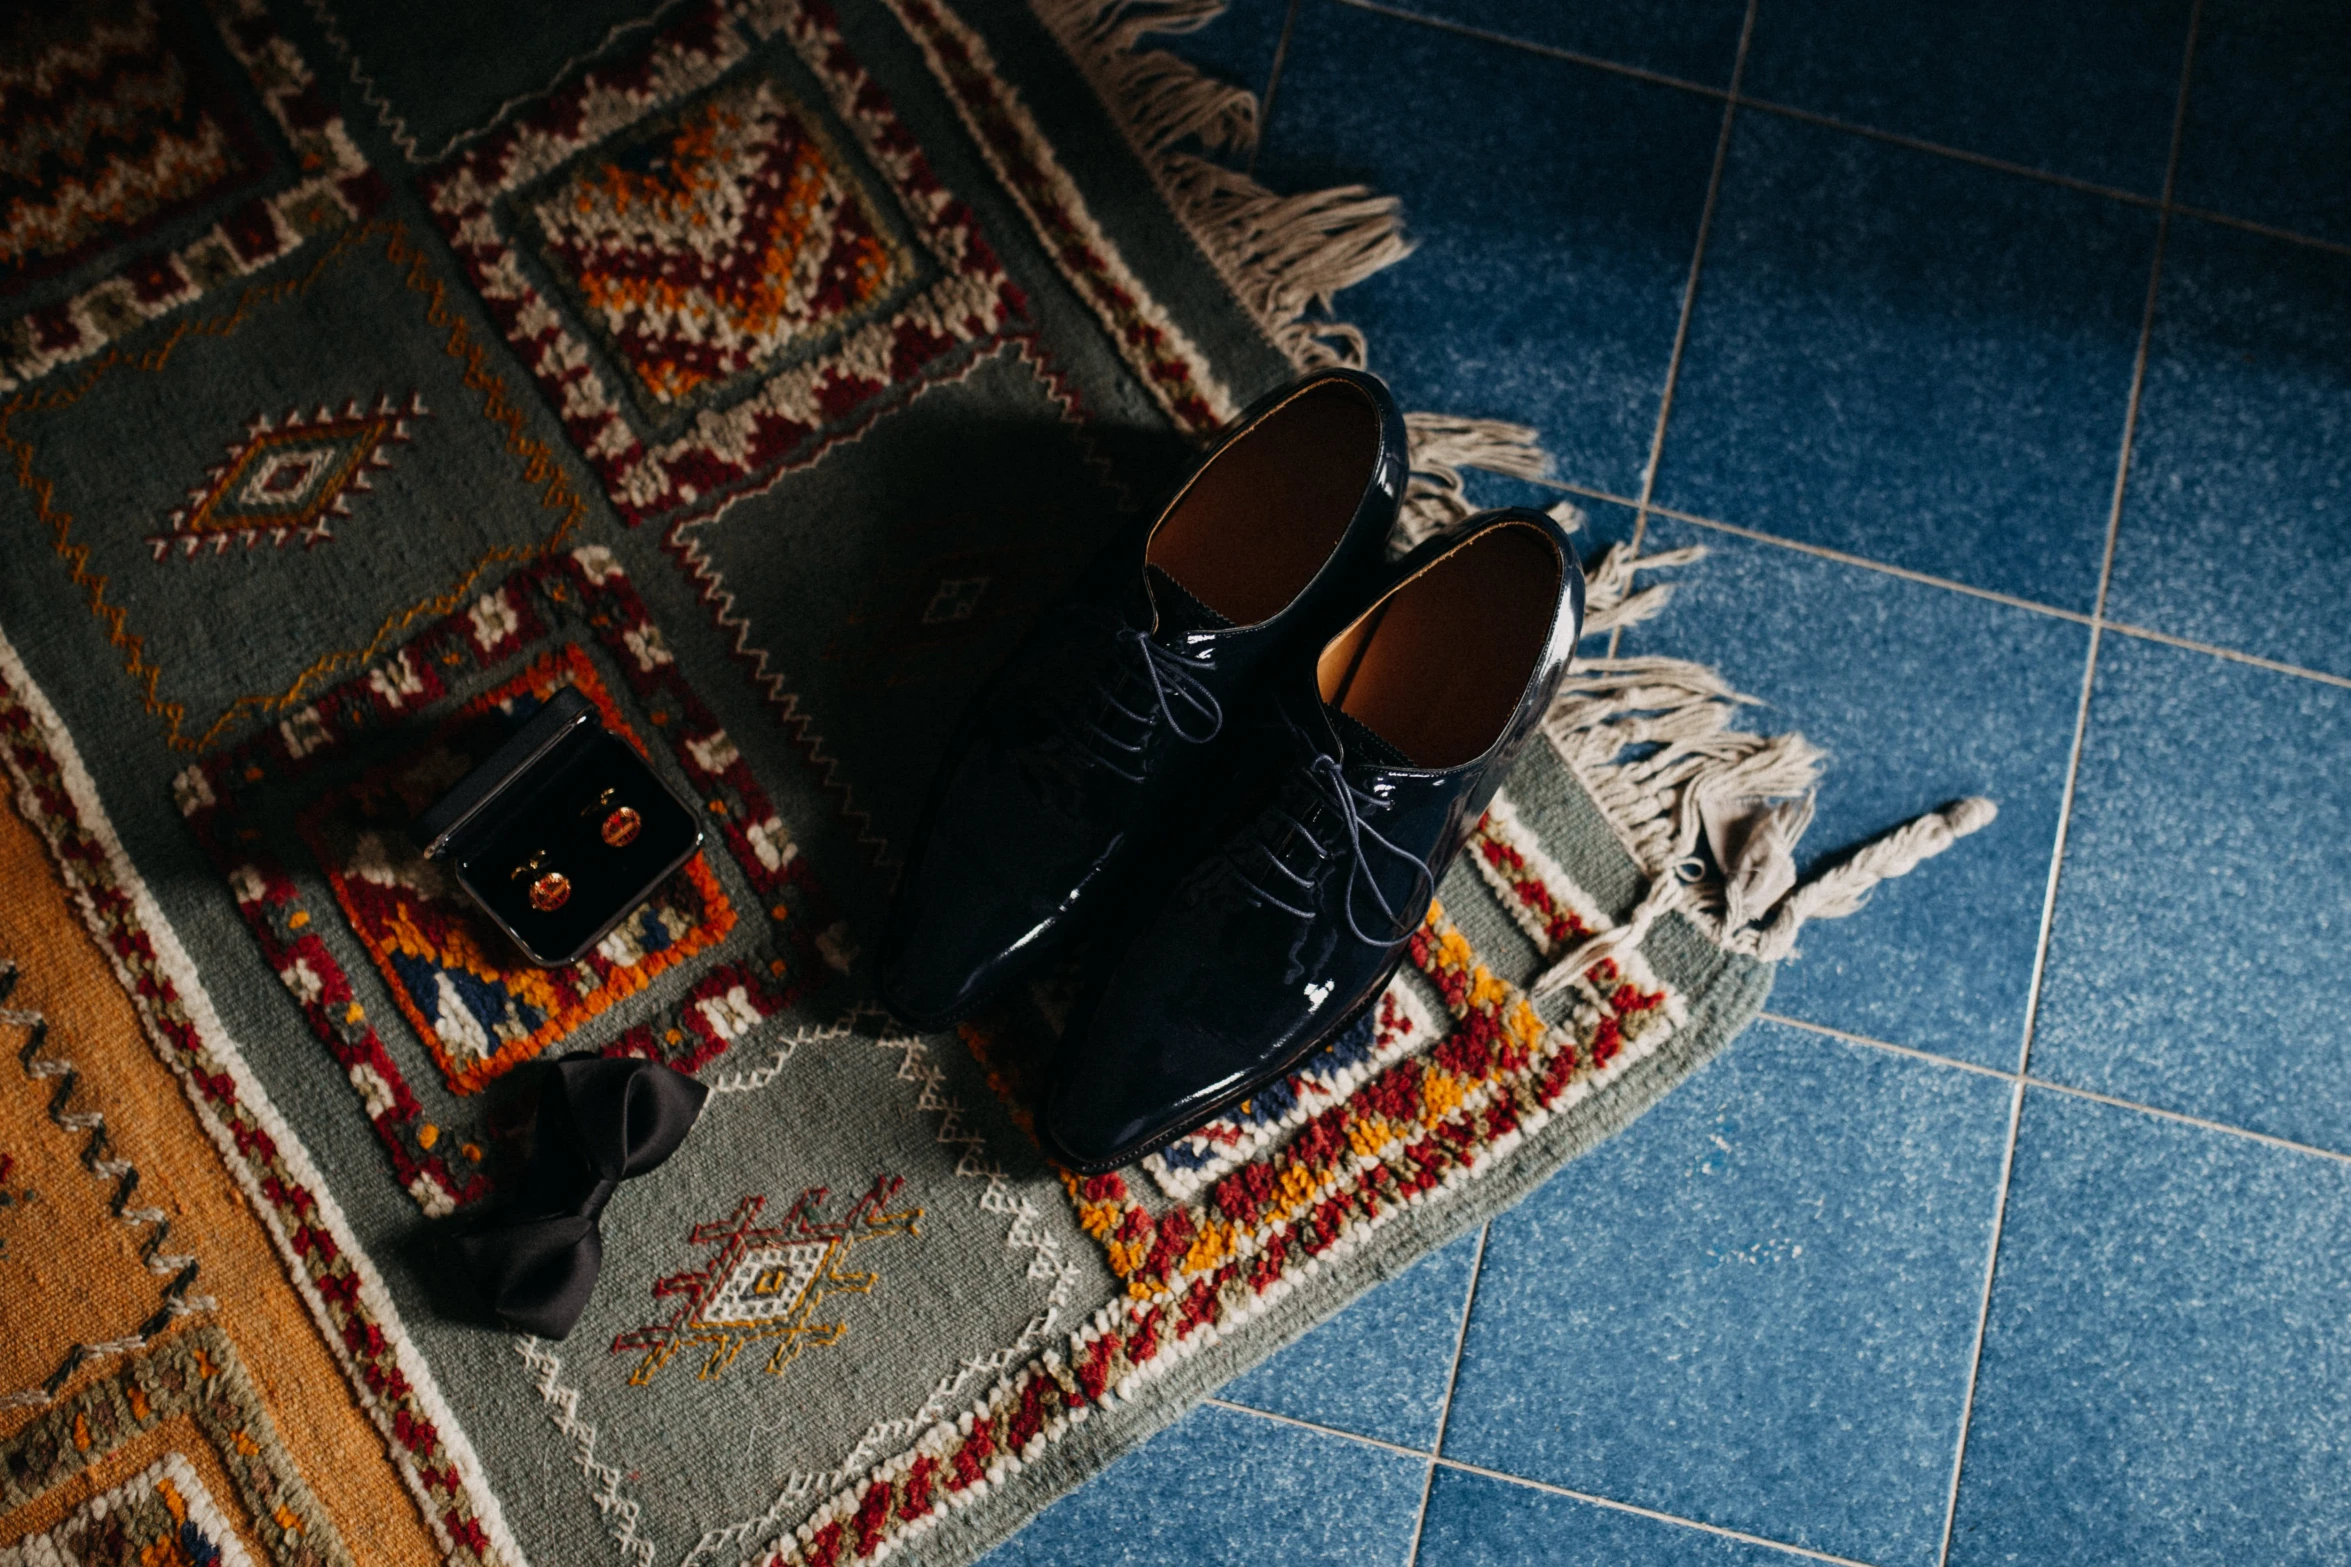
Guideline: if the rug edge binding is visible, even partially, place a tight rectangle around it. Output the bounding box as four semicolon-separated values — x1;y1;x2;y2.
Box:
0;625;527;1567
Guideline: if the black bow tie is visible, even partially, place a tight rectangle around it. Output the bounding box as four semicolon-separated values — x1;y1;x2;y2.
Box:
454;1054;708;1338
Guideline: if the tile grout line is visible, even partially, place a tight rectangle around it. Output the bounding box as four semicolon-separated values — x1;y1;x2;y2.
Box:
1334;0;2351;266
1658;512;2351;688
1759;1010;2351;1167
1333;0;1724;98
1402;1219;1488;1566
1650;506;2101;624
1634;0;1757;515
2097;621;2351;692
1930;1074;2027;1567
1933;9;2200;1561
1758;1011;2017;1081
2021;1085;2351;1169
1245;0;1305;180
1433;1460;1881;1567
1737;96;2161;212
1202;1399;1879;1566
1550;477;2351;693
2026;1078;2351;1167
1609;0;1755;660
1200;1397;1430;1461
2170;203;2351;261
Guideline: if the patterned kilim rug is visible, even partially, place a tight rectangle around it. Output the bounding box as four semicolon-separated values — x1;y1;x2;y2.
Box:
0;3;1994;1564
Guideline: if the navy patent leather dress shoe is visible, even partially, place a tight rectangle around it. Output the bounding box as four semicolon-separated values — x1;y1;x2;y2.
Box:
1042;509;1587;1172
878;370;1409;1030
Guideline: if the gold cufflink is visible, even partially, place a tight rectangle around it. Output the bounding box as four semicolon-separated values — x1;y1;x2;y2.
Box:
511;849;573;912
585;787;643;847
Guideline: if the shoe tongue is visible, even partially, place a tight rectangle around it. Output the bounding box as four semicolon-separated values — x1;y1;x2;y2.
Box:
1323;704;1411;769
1144;564;1231;639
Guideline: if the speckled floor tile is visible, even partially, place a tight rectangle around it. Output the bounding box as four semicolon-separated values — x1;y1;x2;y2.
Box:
1254;0;1724;497
1619;519;2085;1070
2173;0;2351;245
2030;636;2351;1152
1654;111;2156;610
979;1402;1423;1566
1418;1467;1822;1566
1443;1021;2012;1567
2103;218;2351;680
1357;0;1749;88
1218;1226;1481;1451
1740;0;2191;194
1949;1090;2351;1566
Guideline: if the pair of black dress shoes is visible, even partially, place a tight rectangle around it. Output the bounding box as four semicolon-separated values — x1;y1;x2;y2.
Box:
879;370;1586;1173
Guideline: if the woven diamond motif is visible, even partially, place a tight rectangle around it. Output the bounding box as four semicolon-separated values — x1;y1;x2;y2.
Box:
150;393;426;557
613;1178;921;1386
422;3;1022;526
823;526;1064;692
703;1241;831;1325
530;75;908;411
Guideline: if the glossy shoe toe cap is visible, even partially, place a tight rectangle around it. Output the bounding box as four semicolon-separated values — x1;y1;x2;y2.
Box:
1042;1064;1181;1175
875;943;988;1034
1042;957;1293;1173
879;847;1066;1031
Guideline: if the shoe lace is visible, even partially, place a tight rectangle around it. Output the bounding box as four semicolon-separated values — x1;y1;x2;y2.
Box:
1229;747;1432;946
1051;612;1223;784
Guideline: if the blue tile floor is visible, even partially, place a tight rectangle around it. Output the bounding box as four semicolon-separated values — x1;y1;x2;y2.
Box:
989;2;2351;1562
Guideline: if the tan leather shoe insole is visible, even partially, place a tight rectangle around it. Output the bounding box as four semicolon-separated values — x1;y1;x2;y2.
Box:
1316;522;1562;769
1145;381;1379;627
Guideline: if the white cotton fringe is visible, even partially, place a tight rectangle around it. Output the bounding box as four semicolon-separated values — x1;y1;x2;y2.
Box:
1528;544;1998;991
1394;413;1563;547
1031;0;1413;369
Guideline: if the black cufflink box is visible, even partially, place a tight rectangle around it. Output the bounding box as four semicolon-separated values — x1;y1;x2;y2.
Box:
412;686;703;967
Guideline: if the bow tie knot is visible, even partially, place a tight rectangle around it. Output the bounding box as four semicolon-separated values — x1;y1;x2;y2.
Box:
454;1053;707;1338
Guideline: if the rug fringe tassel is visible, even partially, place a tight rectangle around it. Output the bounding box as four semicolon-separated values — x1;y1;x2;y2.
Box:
1395;412;1559;545
1580;539;1706;635
1031;0;1412;368
1030;0;1261;154
1529;547;1997;988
